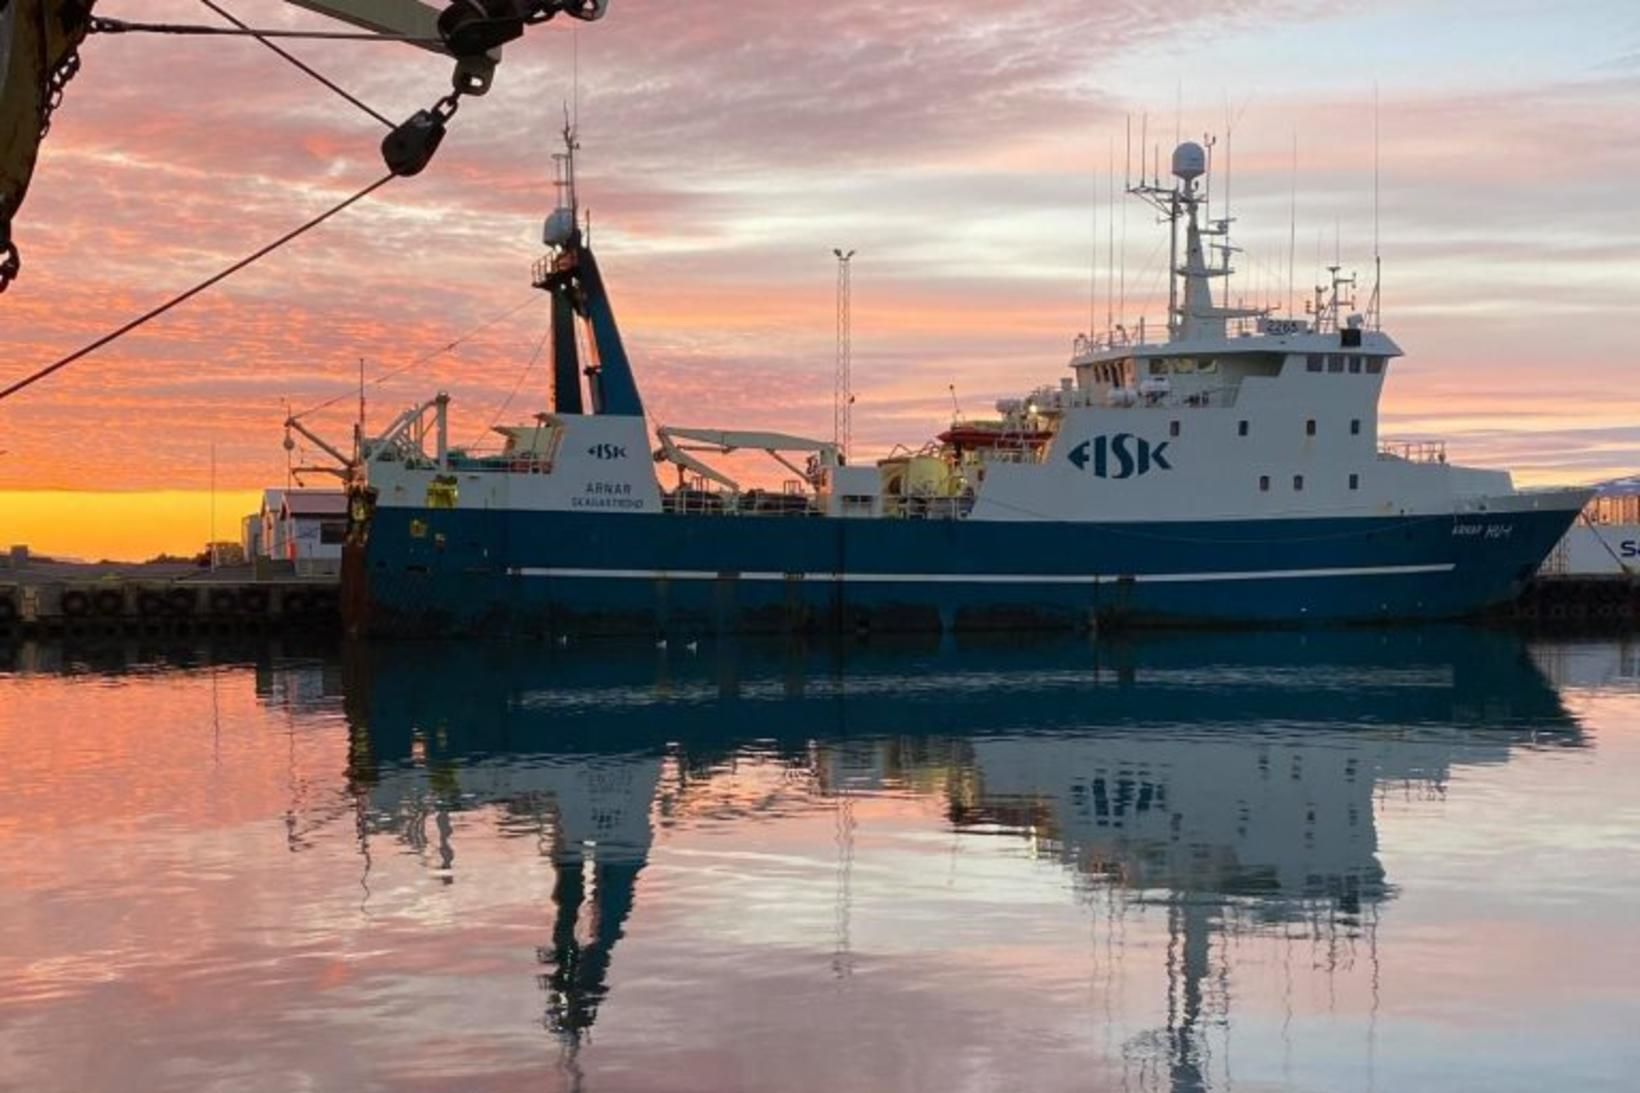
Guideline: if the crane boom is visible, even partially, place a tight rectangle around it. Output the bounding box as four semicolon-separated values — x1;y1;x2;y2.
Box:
282;1;445;49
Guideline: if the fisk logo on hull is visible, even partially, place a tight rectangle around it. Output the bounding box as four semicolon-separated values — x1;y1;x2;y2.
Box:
587;443;628;460
1067;434;1172;479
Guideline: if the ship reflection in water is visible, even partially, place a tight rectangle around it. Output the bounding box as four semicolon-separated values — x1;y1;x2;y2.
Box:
4;630;1638;1092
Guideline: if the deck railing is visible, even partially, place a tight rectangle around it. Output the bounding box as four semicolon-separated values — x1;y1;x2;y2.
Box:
1379;440;1447;464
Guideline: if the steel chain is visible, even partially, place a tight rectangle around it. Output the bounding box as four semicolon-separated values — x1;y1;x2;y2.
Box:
41;3;94;141
432;90;463;121
2;1;94;293
0;239;18;294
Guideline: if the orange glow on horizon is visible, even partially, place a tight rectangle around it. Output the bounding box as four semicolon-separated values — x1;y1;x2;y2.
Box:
0;490;263;563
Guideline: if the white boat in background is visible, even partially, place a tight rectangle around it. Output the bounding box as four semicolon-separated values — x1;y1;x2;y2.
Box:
1541;477;1640;577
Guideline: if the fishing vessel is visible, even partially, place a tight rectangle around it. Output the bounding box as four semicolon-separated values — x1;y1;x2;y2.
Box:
340;135;1590;636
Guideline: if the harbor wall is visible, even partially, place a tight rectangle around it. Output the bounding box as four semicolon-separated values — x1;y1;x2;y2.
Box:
0;575;339;640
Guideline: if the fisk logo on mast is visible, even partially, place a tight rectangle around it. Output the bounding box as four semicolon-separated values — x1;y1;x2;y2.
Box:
1067;435;1172;479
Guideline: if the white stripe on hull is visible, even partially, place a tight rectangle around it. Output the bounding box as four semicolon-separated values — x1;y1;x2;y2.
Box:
508;563;1455;584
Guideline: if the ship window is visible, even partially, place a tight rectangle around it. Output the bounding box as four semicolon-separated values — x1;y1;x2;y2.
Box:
1306;419;1317;436
1366;357;1384;374
1349;355;1363;373
1199;358;1219;374
1351;419;1361;435
1327;355;1345;373
1349;473;1360;491
1170;420;1180;437
1259;475;1270;492
1293;475;1305;491
1173;359;1197;374
1238;420;1249;437
1149;358;1167;375
1306;354;1323;372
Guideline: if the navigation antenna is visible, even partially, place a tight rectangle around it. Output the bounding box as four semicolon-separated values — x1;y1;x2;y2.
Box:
833;248;856;461
553;106;580;229
1368;83;1383;331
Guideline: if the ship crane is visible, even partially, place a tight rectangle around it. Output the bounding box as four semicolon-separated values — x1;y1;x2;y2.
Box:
653;426;841;496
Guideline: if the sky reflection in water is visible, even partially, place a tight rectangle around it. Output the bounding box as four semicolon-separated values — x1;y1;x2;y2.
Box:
2;630;1638;1093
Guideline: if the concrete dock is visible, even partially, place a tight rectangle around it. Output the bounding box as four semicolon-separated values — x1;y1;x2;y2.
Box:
0;562;339;639
4;561;1636;640
1507;574;1640;628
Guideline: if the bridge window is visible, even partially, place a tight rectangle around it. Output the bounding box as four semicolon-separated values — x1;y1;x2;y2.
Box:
1293;475;1305;491
1349;473;1360;490
1327;355;1345;373
1259;475;1270;492
1306;354;1323;372
1306;419;1317;436
1238;420;1249;437
1351;419;1361;435
1366;357;1385;374
1349;356;1363;373
1170;420;1180;437
1149;358;1167;375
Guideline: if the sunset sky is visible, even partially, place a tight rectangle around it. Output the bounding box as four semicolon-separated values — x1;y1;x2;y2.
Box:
2;0;1638;559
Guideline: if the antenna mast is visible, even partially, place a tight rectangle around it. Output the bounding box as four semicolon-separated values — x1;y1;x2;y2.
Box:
833;248;855;461
1287;131;1298;319
1370;83;1382;331
1121;117;1131;332
1106;138;1116;333
1089;152;1099;339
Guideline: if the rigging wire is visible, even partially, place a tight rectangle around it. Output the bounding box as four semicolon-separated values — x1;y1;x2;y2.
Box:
195;0;393;129
89;15;441;45
0;174;396;404
290;294;544;421
470;318;554;448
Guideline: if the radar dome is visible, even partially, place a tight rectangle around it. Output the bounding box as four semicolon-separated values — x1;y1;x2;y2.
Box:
542;207;577;247
1171;141;1206;182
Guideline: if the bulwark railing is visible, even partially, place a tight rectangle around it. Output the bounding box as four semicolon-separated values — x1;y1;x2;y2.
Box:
1379;440;1447;464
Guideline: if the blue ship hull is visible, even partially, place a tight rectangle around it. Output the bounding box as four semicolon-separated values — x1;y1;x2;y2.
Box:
351;504;1578;636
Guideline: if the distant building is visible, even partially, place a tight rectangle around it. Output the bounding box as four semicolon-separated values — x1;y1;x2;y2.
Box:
258;489;286;560
241;514;263;561
278;490;348;575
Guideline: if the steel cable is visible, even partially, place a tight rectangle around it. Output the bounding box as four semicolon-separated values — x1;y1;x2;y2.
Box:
89;15;441;45
0;173;395;403
471;317;554;448
195;0;392;129
289;294;543;421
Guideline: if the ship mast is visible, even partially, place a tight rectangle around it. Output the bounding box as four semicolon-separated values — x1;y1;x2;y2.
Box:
1128;141;1263;343
530;122;645;418
541;119;585;415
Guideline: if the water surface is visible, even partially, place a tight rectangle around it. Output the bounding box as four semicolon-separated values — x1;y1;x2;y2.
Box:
2;631;1637;1092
